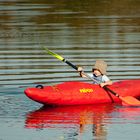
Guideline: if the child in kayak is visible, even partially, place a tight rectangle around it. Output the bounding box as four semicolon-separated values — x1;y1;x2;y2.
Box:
78;60;112;87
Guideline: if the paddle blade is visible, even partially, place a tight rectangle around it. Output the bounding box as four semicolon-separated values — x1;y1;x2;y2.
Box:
42;47;64;61
120;96;140;106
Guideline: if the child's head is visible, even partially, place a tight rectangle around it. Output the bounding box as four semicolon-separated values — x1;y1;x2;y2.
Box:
92;69;102;76
92;60;107;76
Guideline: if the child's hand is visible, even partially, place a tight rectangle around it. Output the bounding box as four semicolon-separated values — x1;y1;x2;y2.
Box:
78;67;83;72
100;83;106;87
100;81;113;87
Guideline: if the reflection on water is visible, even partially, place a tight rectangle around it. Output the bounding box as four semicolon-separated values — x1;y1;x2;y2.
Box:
0;0;140;140
25;104;140;139
25;104;113;139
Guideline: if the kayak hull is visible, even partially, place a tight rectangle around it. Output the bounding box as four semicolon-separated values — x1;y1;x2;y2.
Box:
24;79;140;106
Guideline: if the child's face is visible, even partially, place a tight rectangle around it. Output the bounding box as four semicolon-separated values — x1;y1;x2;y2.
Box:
93;69;102;76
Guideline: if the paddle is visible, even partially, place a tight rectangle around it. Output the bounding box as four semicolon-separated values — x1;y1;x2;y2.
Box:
42;47;140;106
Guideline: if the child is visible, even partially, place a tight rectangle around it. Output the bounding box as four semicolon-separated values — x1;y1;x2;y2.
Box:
78;60;112;87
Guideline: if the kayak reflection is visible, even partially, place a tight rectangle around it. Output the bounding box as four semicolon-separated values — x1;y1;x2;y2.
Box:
25;104;140;139
25;104;115;138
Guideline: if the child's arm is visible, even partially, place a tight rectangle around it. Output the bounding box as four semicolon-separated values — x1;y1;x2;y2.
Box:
100;75;113;87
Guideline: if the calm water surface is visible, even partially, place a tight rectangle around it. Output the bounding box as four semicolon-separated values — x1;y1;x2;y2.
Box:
0;0;140;140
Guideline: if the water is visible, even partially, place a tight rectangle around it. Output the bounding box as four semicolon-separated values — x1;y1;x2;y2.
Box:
0;0;140;140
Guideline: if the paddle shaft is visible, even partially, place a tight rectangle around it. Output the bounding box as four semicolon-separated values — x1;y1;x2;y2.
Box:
62;59;78;70
103;86;120;97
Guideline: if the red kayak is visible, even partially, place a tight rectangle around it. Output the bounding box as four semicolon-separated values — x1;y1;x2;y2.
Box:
24;79;140;106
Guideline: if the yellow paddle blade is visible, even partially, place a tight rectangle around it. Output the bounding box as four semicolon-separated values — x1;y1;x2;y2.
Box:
120;96;140;106
42;47;64;61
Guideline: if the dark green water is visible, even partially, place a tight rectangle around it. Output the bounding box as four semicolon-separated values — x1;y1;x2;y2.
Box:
0;0;140;140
